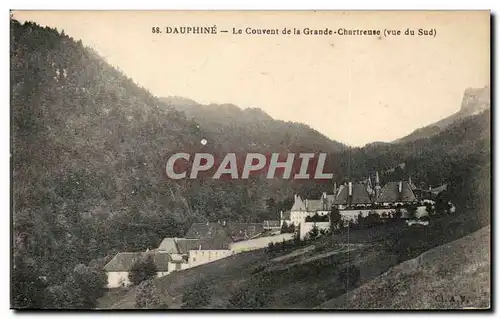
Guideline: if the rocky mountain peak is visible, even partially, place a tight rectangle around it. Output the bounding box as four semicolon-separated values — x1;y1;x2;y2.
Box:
460;85;490;116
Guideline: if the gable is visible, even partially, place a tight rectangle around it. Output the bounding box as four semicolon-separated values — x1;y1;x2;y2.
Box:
157;238;179;253
333;183;372;205
290;194;306;211
377;181;417;203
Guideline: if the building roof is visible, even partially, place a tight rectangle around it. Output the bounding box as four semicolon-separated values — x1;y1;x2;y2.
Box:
325;194;336;206
376;181;417;203
263;220;280;228
333;183;372;205
184;222;230;240
157;238;179;254
174;238;201;254
305;199;324;211
226;222;264;241
290;194;306;211
104;252;171;272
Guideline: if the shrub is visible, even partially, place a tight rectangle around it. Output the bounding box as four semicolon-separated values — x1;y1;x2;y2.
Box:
135;279;166;309
182;279;210;309
227;285;273;309
307;224;319;240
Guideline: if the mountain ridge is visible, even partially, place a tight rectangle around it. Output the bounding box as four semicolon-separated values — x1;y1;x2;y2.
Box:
394;86;490;144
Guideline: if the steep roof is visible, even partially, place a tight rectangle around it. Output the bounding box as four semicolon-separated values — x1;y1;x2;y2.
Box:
104;252;171;272
326;194;336;206
290;194;306;211
351;184;373;204
376;181;417;203
333;183;372;205
157;238;179;254
226;222;264;241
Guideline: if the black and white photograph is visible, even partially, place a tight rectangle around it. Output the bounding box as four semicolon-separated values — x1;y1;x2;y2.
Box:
10;10;491;310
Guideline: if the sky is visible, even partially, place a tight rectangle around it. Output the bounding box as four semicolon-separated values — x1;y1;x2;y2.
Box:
12;11;490;146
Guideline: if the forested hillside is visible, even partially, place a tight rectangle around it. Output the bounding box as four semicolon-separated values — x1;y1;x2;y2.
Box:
10;19;342;308
11;18;490;309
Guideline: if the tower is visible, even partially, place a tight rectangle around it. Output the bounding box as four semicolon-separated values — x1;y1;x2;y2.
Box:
374;171;381;199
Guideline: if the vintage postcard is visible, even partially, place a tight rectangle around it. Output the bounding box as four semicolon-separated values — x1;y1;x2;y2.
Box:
10;10;491;310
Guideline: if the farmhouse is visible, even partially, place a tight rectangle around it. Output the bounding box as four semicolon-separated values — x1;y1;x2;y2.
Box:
103;251;171;288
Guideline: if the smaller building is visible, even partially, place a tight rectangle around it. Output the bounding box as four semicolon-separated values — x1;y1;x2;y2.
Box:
103;251;171;289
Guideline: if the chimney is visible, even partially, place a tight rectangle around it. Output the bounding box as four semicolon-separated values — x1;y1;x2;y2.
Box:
322;192;327;199
280;210;283;220
399;181;403;193
223;220;226;226
348;182;353;207
305;199;308;210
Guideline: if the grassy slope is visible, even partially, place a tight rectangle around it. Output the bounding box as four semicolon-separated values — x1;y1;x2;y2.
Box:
320;225;490;309
99;210;488;309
